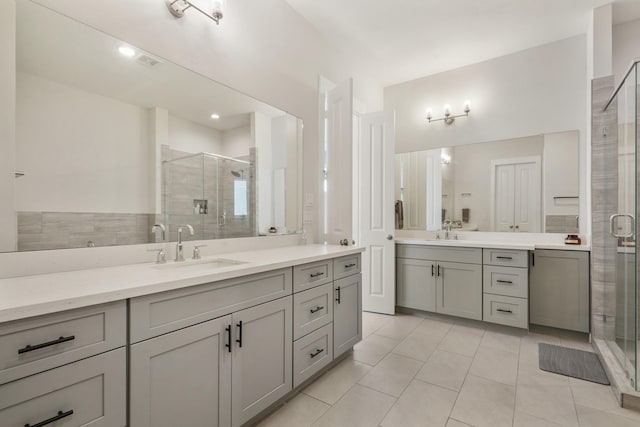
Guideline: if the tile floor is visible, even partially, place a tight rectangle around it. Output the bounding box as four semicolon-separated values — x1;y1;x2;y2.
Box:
256;311;640;427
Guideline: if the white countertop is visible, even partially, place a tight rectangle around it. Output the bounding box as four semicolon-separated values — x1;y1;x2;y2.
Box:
395;238;590;252
0;244;363;324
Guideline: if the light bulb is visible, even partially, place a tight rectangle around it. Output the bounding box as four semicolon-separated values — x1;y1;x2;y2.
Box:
443;104;451;116
426;109;432;120
118;46;136;58
212;0;224;22
463;100;471;113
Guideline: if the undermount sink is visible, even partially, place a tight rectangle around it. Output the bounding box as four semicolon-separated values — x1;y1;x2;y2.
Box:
152;258;248;271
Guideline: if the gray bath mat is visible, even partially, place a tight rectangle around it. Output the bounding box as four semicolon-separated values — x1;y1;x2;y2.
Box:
539;343;610;385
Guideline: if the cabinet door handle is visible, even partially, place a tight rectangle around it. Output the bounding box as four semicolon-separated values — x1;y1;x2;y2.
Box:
496;280;513;284
431;264;434;277
335;286;341;304
496;308;513;314
496;256;513;260
18;335;75;354
310;348;324;358
531;252;535;267
437;265;441;277
25;409;74;427
310;306;325;314
236;321;243;348
310;272;324;278
344;263;356;268
225;325;232;353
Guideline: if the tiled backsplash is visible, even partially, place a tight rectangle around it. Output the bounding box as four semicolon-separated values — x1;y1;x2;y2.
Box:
18;212;154;251
545;215;580;233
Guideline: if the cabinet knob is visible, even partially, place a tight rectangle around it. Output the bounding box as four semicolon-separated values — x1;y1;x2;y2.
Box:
386;234;393;240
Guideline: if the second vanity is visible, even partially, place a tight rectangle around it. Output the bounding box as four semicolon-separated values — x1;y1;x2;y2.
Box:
0;244;363;427
396;237;590;332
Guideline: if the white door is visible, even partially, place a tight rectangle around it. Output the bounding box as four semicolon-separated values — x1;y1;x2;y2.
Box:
492;158;540;232
322;79;353;244
359;111;395;314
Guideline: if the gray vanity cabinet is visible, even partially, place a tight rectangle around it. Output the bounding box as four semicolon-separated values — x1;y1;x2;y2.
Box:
129;316;232;427
333;273;362;358
529;249;590;332
396;245;483;320
231;296;292;427
436;261;483;320
396;258;436;312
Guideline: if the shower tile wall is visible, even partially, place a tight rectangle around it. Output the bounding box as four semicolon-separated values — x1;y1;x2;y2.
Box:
17;212;153;251
162;146;256;242
544;214;580;233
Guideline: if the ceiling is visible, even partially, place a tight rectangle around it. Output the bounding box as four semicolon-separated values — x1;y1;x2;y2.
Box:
17;1;286;132
285;0;640;87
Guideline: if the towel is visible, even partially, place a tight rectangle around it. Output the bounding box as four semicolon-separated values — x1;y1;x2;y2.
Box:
395;200;404;229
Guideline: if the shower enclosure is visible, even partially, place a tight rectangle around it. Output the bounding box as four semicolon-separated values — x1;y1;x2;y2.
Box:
162;152;256;242
603;60;638;391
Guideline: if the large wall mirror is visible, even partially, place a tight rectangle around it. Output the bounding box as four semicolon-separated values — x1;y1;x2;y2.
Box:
10;0;303;252
395;130;579;234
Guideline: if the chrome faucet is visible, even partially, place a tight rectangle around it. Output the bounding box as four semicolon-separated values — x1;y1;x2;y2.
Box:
151;223;166;241
175;225;194;262
443;221;452;240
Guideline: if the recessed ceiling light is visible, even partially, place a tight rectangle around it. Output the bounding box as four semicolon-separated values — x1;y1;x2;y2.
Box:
210;113;220;120
118;46;136;58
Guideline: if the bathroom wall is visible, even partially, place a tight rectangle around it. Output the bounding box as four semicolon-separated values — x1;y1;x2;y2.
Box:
613;18;640;86
221;125;252;158
543;131;580;233
168;115;223;154
385;35;588;234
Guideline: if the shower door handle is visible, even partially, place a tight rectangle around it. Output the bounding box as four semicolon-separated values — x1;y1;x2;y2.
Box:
609;213;635;238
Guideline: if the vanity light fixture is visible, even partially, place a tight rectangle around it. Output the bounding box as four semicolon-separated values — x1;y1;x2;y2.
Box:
210;113;220;119
166;0;225;25
426;100;471;125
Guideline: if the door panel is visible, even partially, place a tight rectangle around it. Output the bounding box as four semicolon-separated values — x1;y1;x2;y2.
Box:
334;274;362;358
436;262;482;320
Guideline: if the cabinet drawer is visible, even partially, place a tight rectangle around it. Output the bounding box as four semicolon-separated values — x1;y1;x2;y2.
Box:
0;347;126;427
483;265;528;298
0;301;126;385
293;323;333;388
483;249;528;267
293;260;333;292
397;244;482;264
333;254;361;280
293;284;333;340
483;294;528;329
130;268;292;343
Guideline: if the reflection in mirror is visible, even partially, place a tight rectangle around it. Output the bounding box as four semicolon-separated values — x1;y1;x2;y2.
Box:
395;131;579;233
11;1;302;252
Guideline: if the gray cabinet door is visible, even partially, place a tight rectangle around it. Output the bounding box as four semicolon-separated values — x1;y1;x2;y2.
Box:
396;258;436;312
334;274;362;358
530;250;589;332
436;262;482;320
129;316;232;427
231;296;292;427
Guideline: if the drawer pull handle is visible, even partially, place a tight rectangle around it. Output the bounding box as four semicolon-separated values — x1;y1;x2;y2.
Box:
310;272;325;278
310;348;324;358
496;256;513;260
496;280;513;284
225;325;232;353
236;321;243;348
25;409;74;427
18;335;75;354
496;308;513;314
336;286;341;304
310;306;325;314
344;263;356;268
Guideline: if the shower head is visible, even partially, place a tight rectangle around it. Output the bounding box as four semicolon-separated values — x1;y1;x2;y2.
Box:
231;170;242;178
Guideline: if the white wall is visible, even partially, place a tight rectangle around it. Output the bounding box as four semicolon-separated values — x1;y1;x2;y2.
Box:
543;131;580;216
253;112;272;232
167;114;223;154
15;72;153;214
221;125;251;158
0;0;15;251
613;18;640;86
385;35;588;234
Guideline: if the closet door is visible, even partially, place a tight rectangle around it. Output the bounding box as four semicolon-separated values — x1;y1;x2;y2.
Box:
494;164;515;231
513;162;540;232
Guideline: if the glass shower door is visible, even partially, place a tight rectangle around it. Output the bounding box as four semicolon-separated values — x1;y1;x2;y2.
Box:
605;61;638;390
